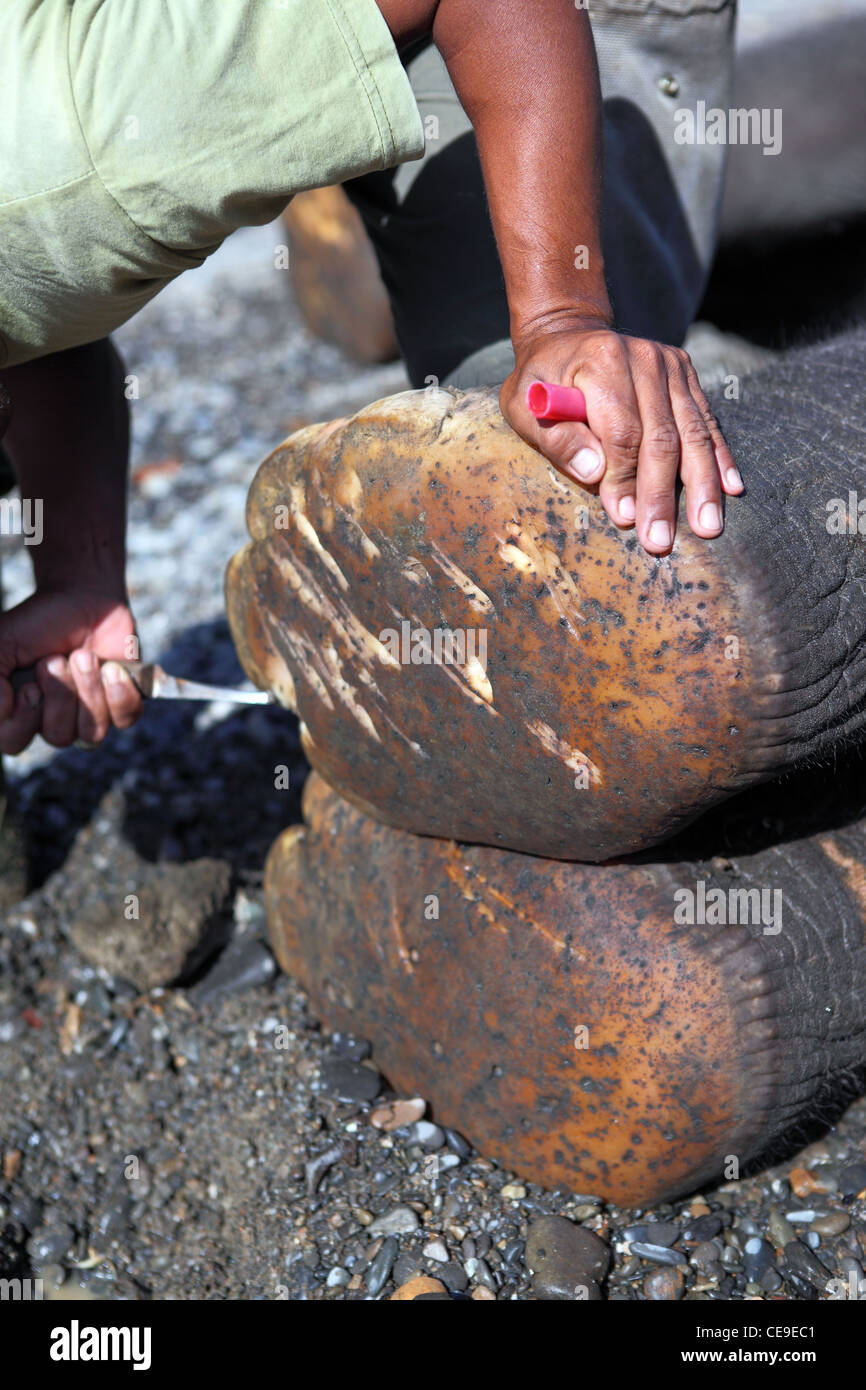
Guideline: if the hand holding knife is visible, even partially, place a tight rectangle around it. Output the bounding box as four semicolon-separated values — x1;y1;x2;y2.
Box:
9;659;273;705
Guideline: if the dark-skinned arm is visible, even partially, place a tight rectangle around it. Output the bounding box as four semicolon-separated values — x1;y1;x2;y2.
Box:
376;0;742;552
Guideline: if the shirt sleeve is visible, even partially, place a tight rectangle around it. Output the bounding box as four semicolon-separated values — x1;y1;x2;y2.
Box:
68;0;425;252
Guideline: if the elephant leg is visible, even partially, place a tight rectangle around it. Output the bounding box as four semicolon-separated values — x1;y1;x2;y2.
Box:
264;770;866;1206
226;329;866;862
280;187;398;365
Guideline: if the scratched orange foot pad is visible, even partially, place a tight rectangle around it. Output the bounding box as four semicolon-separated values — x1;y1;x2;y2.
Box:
226;388;766;862
266;773;866;1205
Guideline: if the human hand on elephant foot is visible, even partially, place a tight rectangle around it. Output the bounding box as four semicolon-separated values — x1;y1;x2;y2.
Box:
226;328;866;862
265;770;866;1206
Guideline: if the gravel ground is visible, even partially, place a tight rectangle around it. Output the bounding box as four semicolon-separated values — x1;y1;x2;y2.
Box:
2;0;865;1303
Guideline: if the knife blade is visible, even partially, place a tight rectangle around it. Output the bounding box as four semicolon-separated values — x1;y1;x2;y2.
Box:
9;660;273;705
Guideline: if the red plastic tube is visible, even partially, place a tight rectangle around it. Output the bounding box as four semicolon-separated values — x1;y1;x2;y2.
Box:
527;380;588;424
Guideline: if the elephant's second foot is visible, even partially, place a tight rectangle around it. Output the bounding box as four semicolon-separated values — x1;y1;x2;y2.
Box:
263;774;866;1206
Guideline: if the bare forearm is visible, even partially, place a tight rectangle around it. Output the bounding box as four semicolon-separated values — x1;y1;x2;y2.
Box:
434;0;609;339
0;340;130;594
377;0;611;339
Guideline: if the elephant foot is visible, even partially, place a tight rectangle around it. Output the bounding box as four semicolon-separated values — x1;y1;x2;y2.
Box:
226;328;866;861
264;772;866;1206
281;187;398;364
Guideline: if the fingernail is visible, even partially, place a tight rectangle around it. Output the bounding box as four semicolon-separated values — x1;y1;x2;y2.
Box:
726;466;743;491
46;656;67;679
101;661;129;690
699;502;722;532
648;520;673;549
23;684;41;708
617;495;636;523
72;650;96;674
570;448;603;481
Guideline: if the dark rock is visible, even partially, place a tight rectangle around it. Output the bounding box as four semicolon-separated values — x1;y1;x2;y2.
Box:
526;1215;610;1300
782;1240;831;1292
304;1144;343;1196
392;1251;423;1287
65;801;233;990
624;1221;679;1248
444;1128;472;1158
504;1237;525;1266
365;1236;398;1296
438;1261;469;1293
189;935;276;1006
682;1214;723;1243
839;1163;866;1198
743;1236;775;1283
319;1059;383;1102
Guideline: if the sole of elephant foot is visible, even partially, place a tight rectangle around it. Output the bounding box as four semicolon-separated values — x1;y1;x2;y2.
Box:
226;330;866;862
262;773;866;1206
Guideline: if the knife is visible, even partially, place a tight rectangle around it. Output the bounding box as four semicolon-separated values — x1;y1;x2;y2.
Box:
9;659;273;705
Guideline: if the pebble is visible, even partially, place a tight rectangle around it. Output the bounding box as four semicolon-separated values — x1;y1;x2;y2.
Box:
319;1059;383;1103
504;1238;525;1266
682;1213;722;1243
408;1121;444;1151
438;1261;469;1293
464;1257;497;1292
444;1128;472;1158
810;1212;850;1237
304;1144;344;1196
365;1236;398;1296
370;1097;425;1130
788;1165;826;1199
501;1184;526;1201
423;1239;448;1263
624;1221;679;1248
326;1266;349;1288
392;1252;422;1287
743;1237;775;1283
367;1205;420;1238
839;1162;866;1198
768;1209;796;1251
644;1267;685;1300
526;1215;610;1300
437;1153;462;1172
390;1275;447;1300
573;1204;600;1221
630;1242;689;1268
783;1239;830;1291
188;937;276;1006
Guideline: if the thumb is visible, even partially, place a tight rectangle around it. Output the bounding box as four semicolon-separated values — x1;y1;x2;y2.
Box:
500;380;607;488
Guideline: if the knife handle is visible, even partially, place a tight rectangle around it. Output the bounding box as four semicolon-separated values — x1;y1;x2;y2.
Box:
8;660;148;694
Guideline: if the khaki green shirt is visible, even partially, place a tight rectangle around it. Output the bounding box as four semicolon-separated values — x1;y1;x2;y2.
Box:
0;0;424;366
